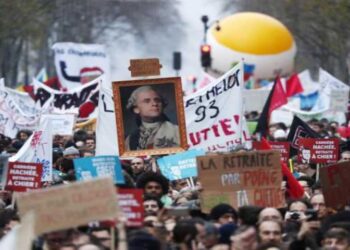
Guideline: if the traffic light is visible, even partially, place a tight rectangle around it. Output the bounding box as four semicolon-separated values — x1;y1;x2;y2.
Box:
173;52;181;70
200;44;211;68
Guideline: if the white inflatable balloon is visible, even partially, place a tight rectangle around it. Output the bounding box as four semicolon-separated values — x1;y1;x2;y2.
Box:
207;12;297;79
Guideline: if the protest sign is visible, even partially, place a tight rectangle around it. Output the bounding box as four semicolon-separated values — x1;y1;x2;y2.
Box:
74;156;125;184
52;42;111;90
10;127;52;182
39;114;75;135
157;149;205;180
17;177;118;235
117;188;144;227
319;162;350;208
185;62;252;152
197;150;283;212
298;138;339;164
253;141;290;164
5;162;42;192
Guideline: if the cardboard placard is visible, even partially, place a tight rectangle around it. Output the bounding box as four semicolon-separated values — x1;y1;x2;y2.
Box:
197;150;283;212
320;162;350;208
298;138;339;164
253;141;290;164
128;58;162;77
17;177;118;235
5;162;42;192
117;188;144;227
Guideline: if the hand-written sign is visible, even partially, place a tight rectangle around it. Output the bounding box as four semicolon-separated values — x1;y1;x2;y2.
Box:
117;188;144;227
298;138;339;164
17;177;118;235
197;150;283;212
5;162;42;192
320;162;350;208
185;62;247;152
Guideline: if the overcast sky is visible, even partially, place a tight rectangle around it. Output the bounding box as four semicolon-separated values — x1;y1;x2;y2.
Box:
108;0;226;86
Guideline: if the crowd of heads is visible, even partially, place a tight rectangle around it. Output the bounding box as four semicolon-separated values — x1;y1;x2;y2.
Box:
1;115;350;250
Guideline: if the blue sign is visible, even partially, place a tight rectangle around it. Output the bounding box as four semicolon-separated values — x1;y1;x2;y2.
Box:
74;155;124;184
157;149;205;181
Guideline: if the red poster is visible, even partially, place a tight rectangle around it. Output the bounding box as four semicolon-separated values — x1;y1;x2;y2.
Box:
253;141;290;163
298;138;339;164
5;162;42;192
269;141;290;164
117;188;144;227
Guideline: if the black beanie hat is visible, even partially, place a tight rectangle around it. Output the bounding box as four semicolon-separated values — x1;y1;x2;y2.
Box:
210;203;237;221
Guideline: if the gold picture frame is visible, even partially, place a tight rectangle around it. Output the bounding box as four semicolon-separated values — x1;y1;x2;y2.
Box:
112;77;188;157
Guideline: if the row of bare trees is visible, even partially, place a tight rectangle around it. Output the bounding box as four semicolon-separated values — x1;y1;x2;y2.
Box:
0;0;183;87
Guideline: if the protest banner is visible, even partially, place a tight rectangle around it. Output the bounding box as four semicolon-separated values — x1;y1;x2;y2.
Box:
298;138;339;164
197;150;283;212
52;42;111;90
17;177;118;235
185;62;252;152
95;74;119;156
10;126;52;182
39;114;75;135
33;76;100;118
117;188;144;227
319;162;350;208
253;141;290;164
73;156;125;184
5;162;42;192
157;149;205;181
0;79;39;138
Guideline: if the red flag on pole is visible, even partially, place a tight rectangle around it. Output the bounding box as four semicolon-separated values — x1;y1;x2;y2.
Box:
255;76;288;137
286;73;304;97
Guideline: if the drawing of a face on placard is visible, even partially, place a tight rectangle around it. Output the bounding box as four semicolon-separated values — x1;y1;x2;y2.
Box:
301;147;311;164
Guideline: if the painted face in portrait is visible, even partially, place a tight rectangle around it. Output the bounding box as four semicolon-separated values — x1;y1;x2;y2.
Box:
133;90;163;122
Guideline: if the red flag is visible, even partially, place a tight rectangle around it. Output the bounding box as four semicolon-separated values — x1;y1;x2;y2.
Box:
268;76;288;115
255;76;288;137
286;73;304;97
260;138;305;199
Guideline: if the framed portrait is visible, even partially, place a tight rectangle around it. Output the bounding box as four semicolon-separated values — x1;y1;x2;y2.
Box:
112;77;188;157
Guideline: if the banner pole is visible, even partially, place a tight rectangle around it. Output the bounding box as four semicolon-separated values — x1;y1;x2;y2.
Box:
316;163;320;182
189;177;195;188
117;217;128;250
186;179;191;188
11;191;16;209
111;226;115;250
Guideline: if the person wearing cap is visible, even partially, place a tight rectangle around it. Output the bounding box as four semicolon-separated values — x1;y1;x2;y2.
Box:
210;203;238;227
125;85;180;151
63;146;80;159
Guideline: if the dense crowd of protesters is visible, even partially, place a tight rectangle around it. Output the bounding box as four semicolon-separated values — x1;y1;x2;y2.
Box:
1;114;350;250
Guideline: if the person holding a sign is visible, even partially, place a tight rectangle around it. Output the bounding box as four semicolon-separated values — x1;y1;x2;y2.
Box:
125;86;180;150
